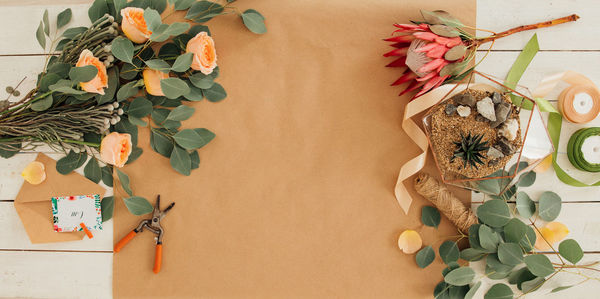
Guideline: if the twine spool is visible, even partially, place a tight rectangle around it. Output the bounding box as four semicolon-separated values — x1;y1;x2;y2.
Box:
558;85;600;124
414;173;478;233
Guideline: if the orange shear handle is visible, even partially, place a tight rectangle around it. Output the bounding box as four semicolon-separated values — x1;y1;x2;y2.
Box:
153;244;163;274
114;231;137;252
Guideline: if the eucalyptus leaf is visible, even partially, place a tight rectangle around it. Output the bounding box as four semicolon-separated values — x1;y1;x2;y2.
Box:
150;129;174;157
185;1;224;23
477;199;511;228
174;0;196;10
551;285;574;293
116;168;133;196
444;267;475;286
189;24;211;36
416;246;435;269
503;218;527;244
83;158;101;183
520;224;537;252
508;267;535;286
516;192;535;218
56;150;86;174
442;262;460;277
497;243;523;266
538;191;562;221
36;21;46;49
143;7;162;31
166;22;191;36
558;239;583;264
486;253;514;274
203;82;226;102
166;105;194;121
434;281;450;299
484;283;513;299
464;281;481;299
459;248;486;261
101;166;113;187
160;78;190;99
524;254;554;277
438;241;459;264
241;10;267;34
111;36;134;64
189;72;215;89
69;65;98;83
171;53;193;72
184;84;205;101
101;196;114;221
170;145;191;176
429;24;460;37
114;117;138;146
173;128;215;150
42;9;50;36
421;206;441;228
420;10;463;28
117;81;139;101
190;150;200;169
57;8;72;29
62;27;87;39
123;196;153;215
88;0;109;22
128;97;153;118
145;59;171;73
517;171;536;187
31;94;53;111
521;277;545;293
479;225;500;252
151;108;170;124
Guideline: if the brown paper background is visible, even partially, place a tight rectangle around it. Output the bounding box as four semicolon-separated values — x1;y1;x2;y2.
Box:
114;0;475;298
14;153;105;243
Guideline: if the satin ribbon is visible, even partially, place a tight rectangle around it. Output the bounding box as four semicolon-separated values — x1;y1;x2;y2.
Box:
393;84;459;214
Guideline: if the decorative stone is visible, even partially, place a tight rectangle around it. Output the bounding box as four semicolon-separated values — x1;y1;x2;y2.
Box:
476;97;496;121
454;93;477;107
445;104;457;116
499;118;519;141
456;105;471;117
476;115;488;122
490;102;512;128
491;91;503;104
497;138;516;156
487;147;504;160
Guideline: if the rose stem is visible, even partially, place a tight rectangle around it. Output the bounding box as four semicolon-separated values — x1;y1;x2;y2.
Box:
475;14;580;44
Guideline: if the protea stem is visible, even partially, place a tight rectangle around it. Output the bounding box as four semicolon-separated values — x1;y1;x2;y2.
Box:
475;14;579;44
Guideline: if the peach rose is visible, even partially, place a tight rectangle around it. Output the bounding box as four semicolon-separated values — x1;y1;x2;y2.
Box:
120;7;152;44
143;69;169;96
186;32;217;75
76;49;108;95
100;132;132;168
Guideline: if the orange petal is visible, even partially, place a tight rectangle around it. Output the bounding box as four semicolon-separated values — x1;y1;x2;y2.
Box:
21;161;46;185
534;222;569;250
534;155;553;173
397;230;422;254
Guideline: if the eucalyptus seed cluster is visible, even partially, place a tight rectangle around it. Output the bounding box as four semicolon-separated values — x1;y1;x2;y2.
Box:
58;13;119;66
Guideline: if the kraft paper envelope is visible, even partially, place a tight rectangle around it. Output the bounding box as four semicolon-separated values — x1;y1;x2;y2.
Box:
113;0;474;298
14;153;105;243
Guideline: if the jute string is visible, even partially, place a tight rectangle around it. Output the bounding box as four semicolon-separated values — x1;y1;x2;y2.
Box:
414;173;478;233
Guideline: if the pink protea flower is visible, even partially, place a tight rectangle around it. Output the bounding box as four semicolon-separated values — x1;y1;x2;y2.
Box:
384;23;467;100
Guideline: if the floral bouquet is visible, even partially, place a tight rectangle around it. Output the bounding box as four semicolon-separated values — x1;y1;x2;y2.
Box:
0;0;266;219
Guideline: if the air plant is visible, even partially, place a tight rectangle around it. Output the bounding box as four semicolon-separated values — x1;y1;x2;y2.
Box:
451;132;489;169
384;10;579;100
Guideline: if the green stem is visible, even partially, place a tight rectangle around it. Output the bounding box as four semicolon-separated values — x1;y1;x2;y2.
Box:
62;139;100;147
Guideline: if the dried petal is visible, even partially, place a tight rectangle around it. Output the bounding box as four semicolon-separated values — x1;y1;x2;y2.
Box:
535;222;569;250
429;24;460;38
405;39;432;77
534;155;553;173
21;161;46;185
397;230;422;254
444;45;467;61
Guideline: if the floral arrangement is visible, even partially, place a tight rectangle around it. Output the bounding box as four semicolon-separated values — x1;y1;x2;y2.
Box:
384;10;578;100
2;0;266;219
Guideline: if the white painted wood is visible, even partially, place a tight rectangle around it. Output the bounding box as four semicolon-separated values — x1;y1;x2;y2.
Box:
477;0;599;50
0;251;112;299
0;55;47;104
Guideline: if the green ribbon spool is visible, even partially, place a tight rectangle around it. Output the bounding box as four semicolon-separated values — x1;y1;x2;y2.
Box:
567;127;600;172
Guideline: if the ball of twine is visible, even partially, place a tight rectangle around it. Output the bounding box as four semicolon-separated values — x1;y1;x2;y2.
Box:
414;173;478;233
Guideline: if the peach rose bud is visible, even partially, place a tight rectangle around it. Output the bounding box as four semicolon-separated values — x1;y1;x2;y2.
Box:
21;161;46;185
535;222;569;251
76;49;108;95
143;69;169;96
186;32;217;75
398;230;422;254
100;132;133;168
120;7;152;44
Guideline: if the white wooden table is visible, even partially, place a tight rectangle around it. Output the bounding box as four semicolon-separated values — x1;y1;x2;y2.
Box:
0;1;598;298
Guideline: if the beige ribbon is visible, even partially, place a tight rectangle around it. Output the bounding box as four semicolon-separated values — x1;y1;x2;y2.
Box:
394;84;459;214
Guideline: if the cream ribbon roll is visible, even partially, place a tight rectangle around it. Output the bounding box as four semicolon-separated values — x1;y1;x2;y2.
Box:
558;85;600;123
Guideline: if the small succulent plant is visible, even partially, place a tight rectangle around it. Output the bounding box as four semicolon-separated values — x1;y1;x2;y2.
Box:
451;132;489;169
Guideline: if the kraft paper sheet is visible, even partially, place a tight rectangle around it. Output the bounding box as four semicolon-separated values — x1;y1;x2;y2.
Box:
113;0;475;298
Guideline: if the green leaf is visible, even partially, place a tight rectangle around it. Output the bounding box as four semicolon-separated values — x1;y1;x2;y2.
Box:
101;166;113;187
439;241;459;265
160;78;190;99
508;267;536;286
479;225;500;252
49;79;86;95
83;158;101;183
149;23;170;42
166;105;195;121
129;115;148;127
150;129;174;157
497;243;523;266
145;59;171;73
189;24;211;36
98;67;120;104
170;145;191;175
120;63;139;80
515;192;535;218
117;81;139;101
486;253;514;275
57;8;72;29
88;0;109;22
39;73;62;91
69;65;98;83
101;196;114;222
128;97;153;118
174;0;196;10
116;168;133;196
172;128;215;150
559;239;583;264
444;267;475;286
484;283;512;299
31;94;53;111
434;281;450;299
189;72;214;89
538;191;562;221
184;84;205;101
56;151;86;174
459;248;486;261
521;277;545;293
503;218;526;243
524;254;554;277
165;22;191;36
171;53;194;72
114;117;138;146
203;82;226;102
143;8;162;31
185;1;224;23
420;10;463;28
421;206;441;228
517;171;536;187
415;246;435;268
123;196;153;215
477;199;511;228
464;281;481;299
0;141;21;158
62;27;87;39
520;225;537;252
241;10;267;34
551;285;574;293
36;21;46;49
126;147;143;164
111;36;135;64
151;108;170;124
190;150;200;169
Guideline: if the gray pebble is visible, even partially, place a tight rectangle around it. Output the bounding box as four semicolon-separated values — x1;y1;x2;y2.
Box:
445;104;457;116
453;93;477;107
496;138;516;156
491;92;503;104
